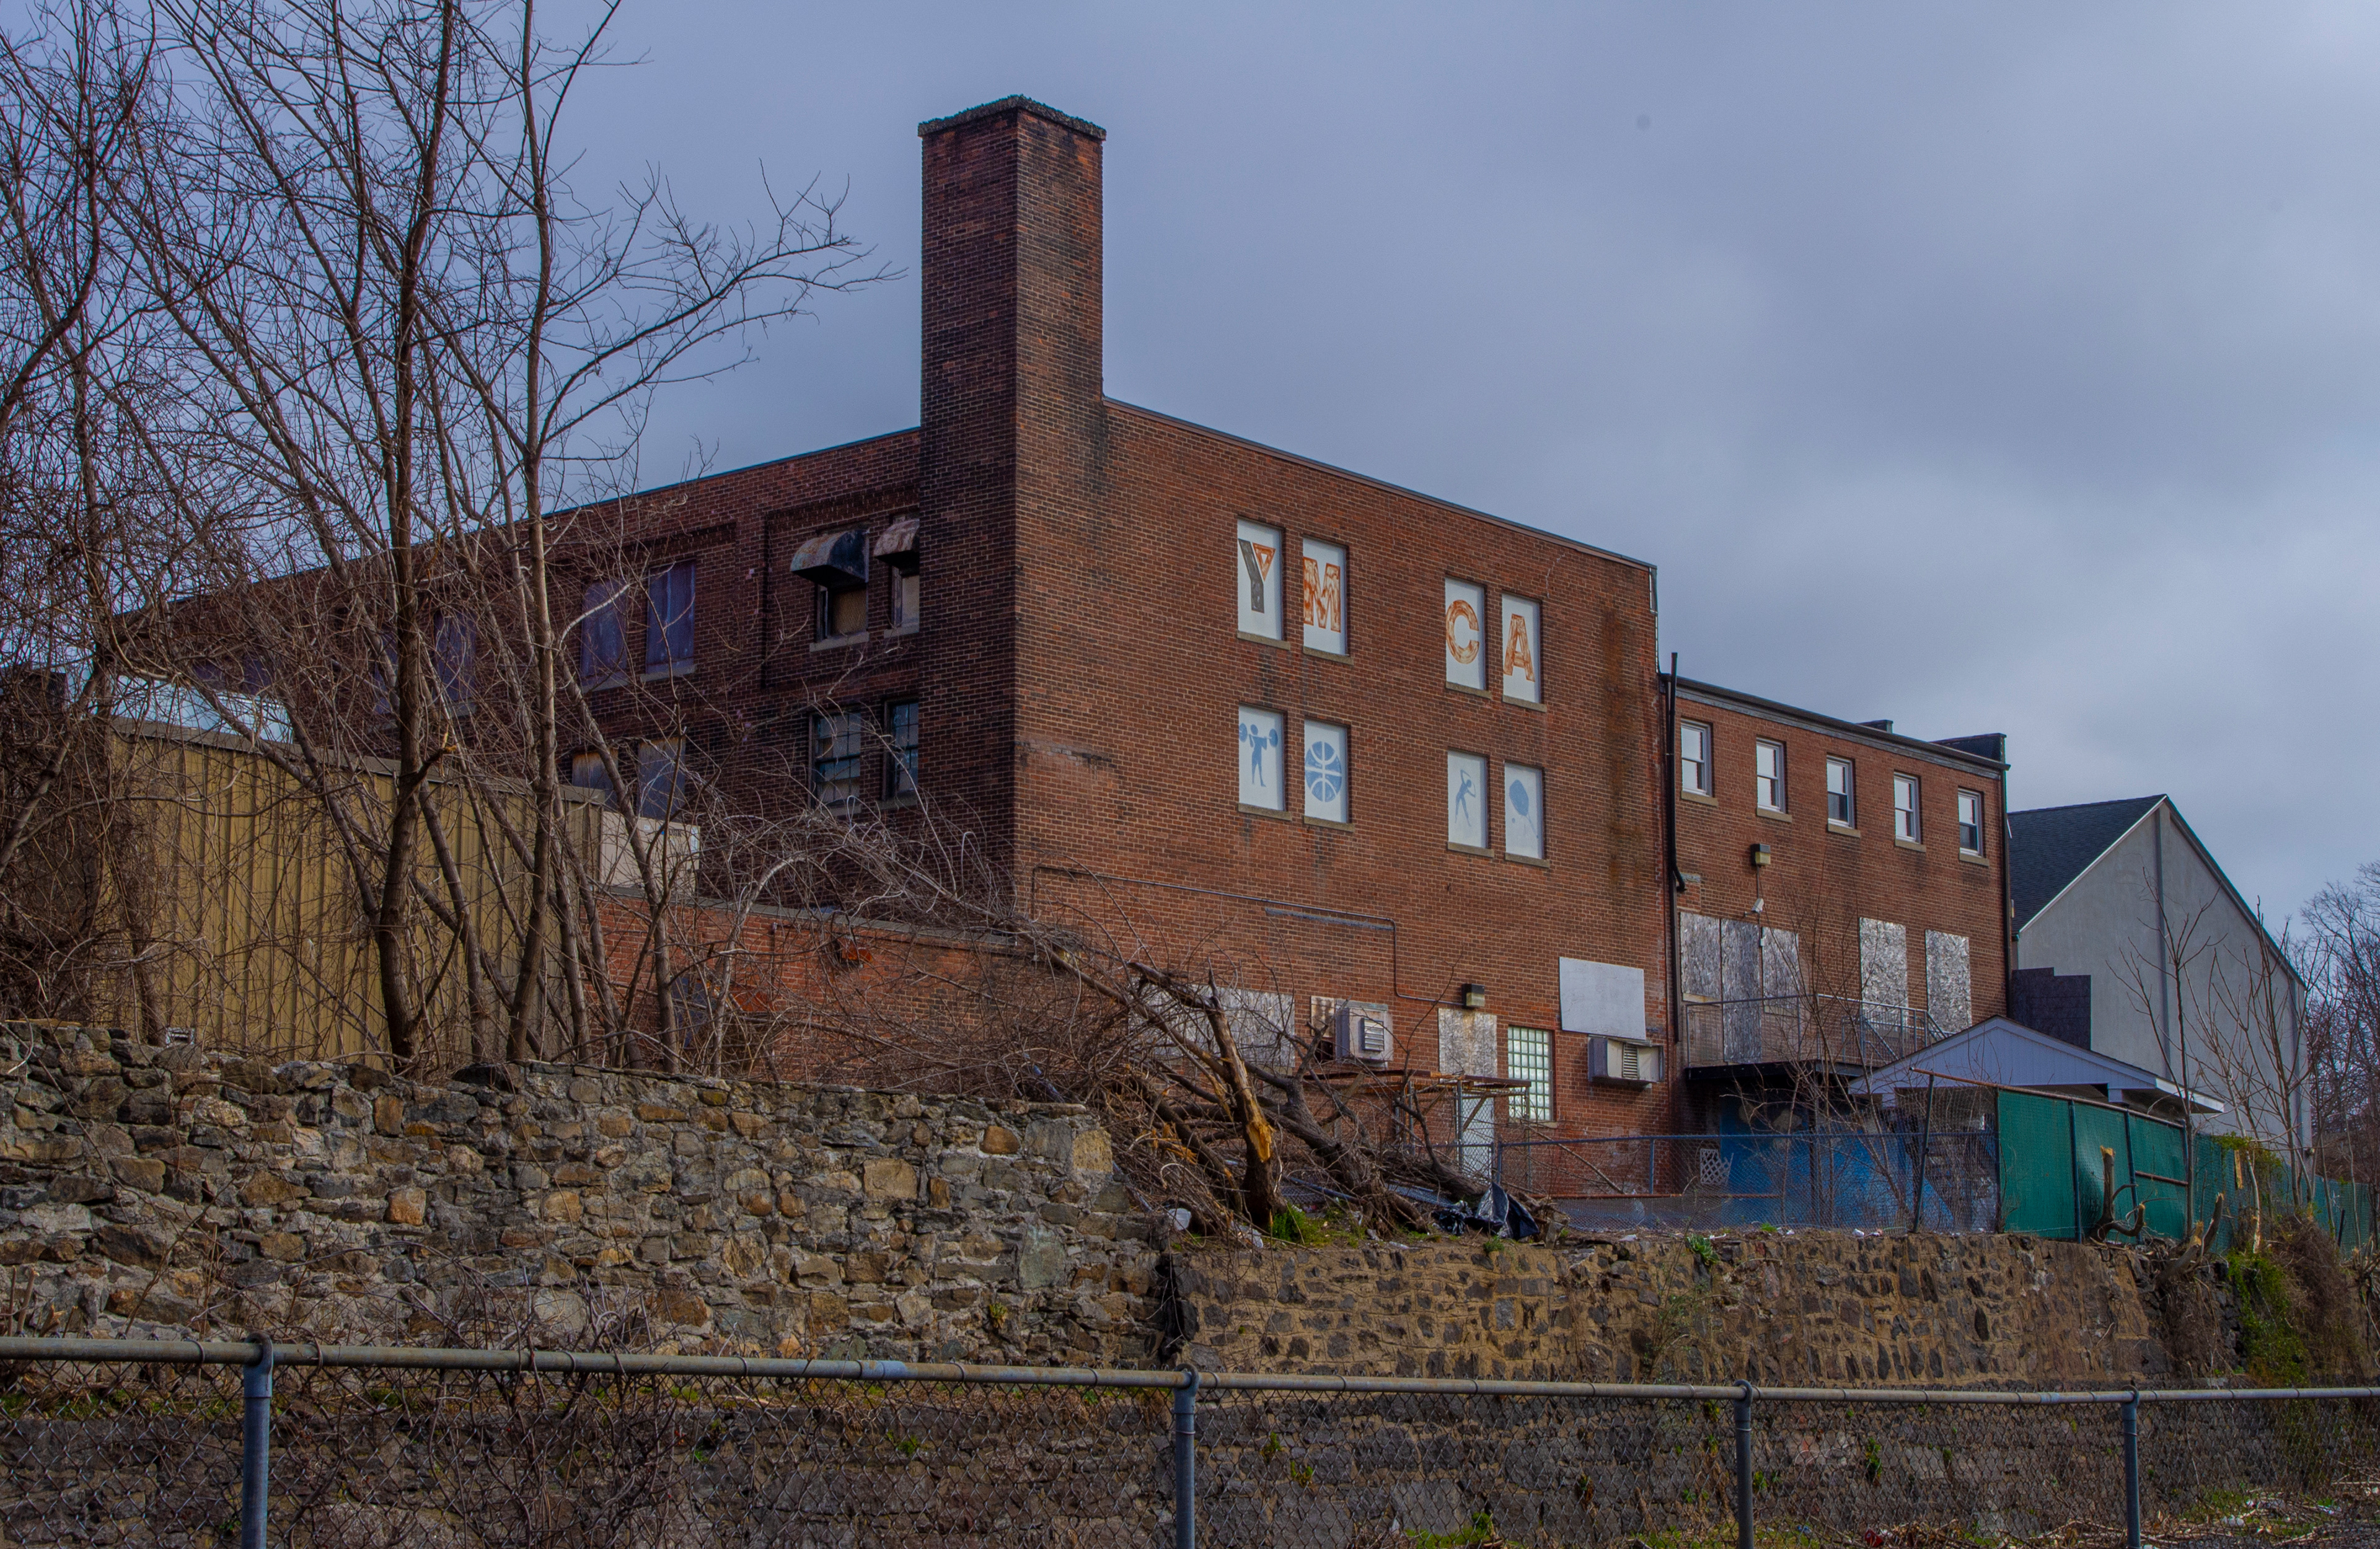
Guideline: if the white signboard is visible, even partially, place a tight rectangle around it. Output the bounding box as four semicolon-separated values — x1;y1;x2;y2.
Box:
1504;763;1544;859
1447;750;1488;848
1501;594;1541;703
1303;719;1349;823
1302;539;1346;654
1235;520;1282;639
1443;578;1486;690
1238;706;1284;809
1559;958;1646;1037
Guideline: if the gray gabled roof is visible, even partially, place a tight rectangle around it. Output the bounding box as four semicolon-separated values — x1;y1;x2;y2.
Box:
2009;795;2164;929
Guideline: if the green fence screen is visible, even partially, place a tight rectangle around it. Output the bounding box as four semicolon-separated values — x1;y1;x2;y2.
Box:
1995;1089;2373;1248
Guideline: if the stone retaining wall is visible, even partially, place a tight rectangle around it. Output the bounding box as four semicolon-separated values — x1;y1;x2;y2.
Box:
0;1020;1159;1363
1167;1229;2177;1385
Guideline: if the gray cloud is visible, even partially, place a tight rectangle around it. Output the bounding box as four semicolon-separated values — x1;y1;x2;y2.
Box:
572;1;2380;920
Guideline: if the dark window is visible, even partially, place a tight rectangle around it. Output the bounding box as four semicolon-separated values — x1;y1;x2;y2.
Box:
568;750;616;809
886;700;919;799
816;582;867;640
889;569;920;631
645;561;695;673
581;581;628;683
637;737;686;819
813;711;864;809
433;615;475;712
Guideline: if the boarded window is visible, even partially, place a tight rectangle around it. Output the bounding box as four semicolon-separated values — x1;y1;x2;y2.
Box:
1447;750;1488;848
1302;719;1348;823
1926;931;1972;1035
1301;538;1346;654
1443;579;1486;690
1504;763;1544;859
1859;918;1911;1032
1238;706;1284;809
1235;520;1282;638
1501;594;1541;703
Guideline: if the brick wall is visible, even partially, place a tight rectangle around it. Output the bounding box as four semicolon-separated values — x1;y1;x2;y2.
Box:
1668;678;2009;1113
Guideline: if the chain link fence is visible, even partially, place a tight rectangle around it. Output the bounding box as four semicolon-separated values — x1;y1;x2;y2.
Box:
4;1337;2380;1547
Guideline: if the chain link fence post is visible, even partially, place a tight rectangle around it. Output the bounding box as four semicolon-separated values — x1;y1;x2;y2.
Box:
1735;1380;1756;1549
2122;1391;2141;1549
1173;1367;1201;1549
240;1338;275;1549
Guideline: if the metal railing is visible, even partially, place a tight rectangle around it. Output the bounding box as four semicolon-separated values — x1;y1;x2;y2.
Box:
1681;993;1954;1069
1497;1126;2003;1233
5;1336;2380;1547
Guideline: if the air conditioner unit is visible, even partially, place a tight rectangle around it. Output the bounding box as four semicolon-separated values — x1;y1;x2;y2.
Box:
1331;1003;1394;1065
1587;1035;1661;1087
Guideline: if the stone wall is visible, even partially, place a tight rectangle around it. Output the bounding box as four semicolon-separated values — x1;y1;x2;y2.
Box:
0;1021;1158;1363
1168;1230;2179;1385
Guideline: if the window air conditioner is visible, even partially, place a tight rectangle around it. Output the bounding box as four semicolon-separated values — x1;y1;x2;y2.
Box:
1331;1004;1394;1065
1587;1035;1660;1087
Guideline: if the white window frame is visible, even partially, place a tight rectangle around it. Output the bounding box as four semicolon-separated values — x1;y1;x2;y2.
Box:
1301;538;1347;655
1238;706;1286;810
1235;520;1284;640
1680;720;1712;796
1443;579;1487;691
1499;594;1542;704
1957;788;1985;855
1826;757;1854;827
1446;750;1489;849
1302;719;1350;823
1893;773;1921;843
1754;739;1786;812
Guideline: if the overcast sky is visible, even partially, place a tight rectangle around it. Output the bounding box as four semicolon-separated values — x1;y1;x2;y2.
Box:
571;2;2379;924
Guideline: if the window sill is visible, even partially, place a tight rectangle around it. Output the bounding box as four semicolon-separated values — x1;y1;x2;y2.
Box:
1827;822;1861;838
1236;630;1289;649
1302;814;1353;830
640;662;695;682
884;624;920;639
1501;694;1546;713
580;674;629;693
1446;841;1494;857
1959;849;1988;866
1237;802;1294;821
1755;806;1792;823
1895;837;1926;853
1504;852;1551;869
1443;682;1491;700
882;794;920;811
1678;789;1718;807
811;633;866;653
1301;643;1351;662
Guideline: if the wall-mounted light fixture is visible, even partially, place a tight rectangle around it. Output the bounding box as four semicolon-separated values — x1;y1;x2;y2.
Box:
1749;843;1772;868
1459;983;1488;1011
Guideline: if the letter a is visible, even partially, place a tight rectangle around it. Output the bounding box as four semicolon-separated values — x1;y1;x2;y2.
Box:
1506;611;1535;683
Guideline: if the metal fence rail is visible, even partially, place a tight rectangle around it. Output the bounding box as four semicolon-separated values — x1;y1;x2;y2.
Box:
4;1336;2379;1547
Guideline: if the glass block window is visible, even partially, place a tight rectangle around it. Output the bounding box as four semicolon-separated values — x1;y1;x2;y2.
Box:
1507;1025;1553;1123
886;700;920;800
813;712;864;810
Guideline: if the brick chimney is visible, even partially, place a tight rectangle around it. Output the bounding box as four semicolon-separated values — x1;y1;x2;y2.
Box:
915;96;1107;874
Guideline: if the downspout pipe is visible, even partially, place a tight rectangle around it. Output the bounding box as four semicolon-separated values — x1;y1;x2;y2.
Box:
1665;655;1685;1131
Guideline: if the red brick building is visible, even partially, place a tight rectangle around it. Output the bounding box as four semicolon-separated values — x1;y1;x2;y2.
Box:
1662;675;2011;1126
573;99;1675;1137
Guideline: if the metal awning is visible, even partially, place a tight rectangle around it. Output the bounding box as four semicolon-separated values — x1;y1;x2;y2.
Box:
871;515;919;571
790;527;868;588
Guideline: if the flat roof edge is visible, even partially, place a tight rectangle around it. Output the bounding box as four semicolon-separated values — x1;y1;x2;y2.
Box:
1666;675;2006;771
1107;399;1654;576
